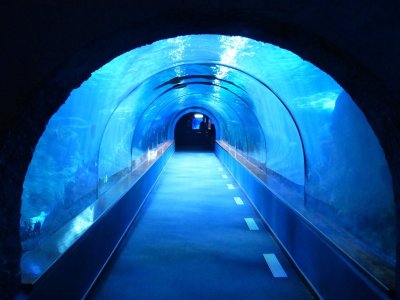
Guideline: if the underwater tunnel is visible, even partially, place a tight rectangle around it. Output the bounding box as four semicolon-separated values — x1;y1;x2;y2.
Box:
20;35;395;299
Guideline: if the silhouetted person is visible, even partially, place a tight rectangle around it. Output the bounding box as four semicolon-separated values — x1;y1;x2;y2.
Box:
200;119;207;134
210;124;216;139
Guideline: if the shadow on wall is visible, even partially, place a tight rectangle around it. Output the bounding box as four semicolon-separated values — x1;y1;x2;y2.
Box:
174;113;216;151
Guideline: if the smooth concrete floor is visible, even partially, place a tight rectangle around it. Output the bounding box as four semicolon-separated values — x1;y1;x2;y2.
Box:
88;152;314;299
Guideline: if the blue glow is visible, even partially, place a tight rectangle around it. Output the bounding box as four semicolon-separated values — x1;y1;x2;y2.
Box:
192;117;201;130
21;34;395;285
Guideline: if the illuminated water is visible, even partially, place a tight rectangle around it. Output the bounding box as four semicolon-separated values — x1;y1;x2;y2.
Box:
21;34;396;287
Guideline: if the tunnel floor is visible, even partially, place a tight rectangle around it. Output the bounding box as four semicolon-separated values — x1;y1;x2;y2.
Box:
87;152;314;299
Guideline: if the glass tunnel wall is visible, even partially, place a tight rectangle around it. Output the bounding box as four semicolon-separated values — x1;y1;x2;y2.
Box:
21;34;395;287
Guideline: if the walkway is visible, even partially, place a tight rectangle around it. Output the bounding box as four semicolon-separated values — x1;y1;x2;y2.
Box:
88;152;313;299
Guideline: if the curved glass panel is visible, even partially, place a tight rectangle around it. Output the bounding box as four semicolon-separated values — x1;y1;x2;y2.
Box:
21;34;395;288
97;98;138;195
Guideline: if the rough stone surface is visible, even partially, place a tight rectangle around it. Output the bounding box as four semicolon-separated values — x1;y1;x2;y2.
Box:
0;1;399;298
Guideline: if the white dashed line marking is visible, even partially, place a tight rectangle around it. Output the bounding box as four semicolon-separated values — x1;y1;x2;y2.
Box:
218;167;223;172
263;254;287;278
226;184;234;190
234;197;244;205
221;174;228;179
244;218;259;230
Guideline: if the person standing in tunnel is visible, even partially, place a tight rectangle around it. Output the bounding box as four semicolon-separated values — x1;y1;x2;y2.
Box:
200;117;207;134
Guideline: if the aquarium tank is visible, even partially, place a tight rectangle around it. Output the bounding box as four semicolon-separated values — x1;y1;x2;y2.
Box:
21;34;395;288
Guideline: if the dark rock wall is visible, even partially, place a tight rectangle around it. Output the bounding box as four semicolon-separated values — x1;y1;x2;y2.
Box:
1;1;399;298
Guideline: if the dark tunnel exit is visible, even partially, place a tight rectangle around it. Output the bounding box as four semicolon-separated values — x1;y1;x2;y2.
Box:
174;112;216;151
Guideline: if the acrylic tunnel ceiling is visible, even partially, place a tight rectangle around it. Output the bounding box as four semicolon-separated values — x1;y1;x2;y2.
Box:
22;35;395;287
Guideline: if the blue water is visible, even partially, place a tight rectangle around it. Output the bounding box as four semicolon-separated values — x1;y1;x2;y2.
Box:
21;34;396;287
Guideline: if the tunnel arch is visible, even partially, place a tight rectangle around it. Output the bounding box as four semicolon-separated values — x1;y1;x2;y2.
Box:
1;3;400;298
135;60;306;180
18;35;396;296
155;88;269;171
